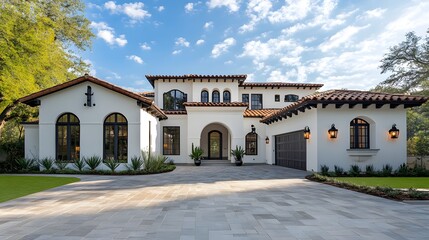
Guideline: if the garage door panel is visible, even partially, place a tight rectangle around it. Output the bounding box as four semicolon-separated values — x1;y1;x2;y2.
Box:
275;131;306;170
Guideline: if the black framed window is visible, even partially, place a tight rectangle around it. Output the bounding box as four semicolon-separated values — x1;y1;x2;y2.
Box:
56;113;80;161
275;94;280;102
350;118;370;149
285;94;299;102
212;90;220;103
245;132;257;155
242;94;249;103
201;90;209;103
104;113;128;162
223;91;231;103
163;127;180;155
251;94;263;109
163;89;187;110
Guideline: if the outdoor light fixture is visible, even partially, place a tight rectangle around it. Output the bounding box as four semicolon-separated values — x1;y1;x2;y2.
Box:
389;124;400;139
328;124;338;139
265;137;269;144
251;124;256;133
303;126;311;139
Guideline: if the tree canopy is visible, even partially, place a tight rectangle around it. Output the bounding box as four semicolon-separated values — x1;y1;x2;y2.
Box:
0;0;93;133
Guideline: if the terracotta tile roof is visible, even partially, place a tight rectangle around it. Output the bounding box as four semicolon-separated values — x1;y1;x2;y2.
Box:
145;74;247;87
140;91;154;97
18;74;167;120
163;110;187;115
261;90;429;124
243;109;280;118
240;82;323;89
183;102;248;107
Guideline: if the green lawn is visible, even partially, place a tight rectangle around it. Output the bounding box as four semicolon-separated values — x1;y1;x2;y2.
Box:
334;177;429;189
0;176;80;203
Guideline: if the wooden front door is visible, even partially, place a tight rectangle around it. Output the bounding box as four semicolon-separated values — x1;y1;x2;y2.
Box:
208;131;222;159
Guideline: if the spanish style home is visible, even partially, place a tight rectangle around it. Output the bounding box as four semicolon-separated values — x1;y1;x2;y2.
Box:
19;74;428;171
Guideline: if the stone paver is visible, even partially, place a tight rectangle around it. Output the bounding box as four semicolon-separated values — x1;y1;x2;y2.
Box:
1;165;429;240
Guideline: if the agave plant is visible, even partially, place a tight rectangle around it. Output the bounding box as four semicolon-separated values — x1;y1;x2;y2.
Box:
189;143;204;166
143;154;167;173
73;158;86;172
104;159;120;173
39;158;54;171
231;145;245;166
84;156;102;171
15;158;36;171
55;160;69;170
126;156;143;171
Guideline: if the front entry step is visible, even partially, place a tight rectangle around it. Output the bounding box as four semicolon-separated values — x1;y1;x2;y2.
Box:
201;160;232;166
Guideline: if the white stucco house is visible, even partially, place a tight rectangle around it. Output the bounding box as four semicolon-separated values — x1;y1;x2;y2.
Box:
19;74;428;171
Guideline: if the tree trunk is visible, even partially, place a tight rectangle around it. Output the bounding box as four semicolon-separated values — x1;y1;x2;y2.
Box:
0;103;17;139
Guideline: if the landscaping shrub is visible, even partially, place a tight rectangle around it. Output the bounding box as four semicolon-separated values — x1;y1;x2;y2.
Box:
84;156;102;171
320;165;329;176
365;165;375;176
15;158;37;171
143;153;168;173
349;165;361;176
395;163;409;176
334;165;344;176
55;160;69;170
382;164;393;176
39;158;54;171
73;159;86;172
0;139;24;171
104;159;120;173
126;156;143;171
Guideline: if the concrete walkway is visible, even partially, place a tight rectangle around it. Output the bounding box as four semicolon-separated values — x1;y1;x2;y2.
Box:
1;165;429;240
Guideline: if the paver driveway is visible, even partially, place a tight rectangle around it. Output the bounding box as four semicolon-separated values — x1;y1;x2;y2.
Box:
1;165;429;240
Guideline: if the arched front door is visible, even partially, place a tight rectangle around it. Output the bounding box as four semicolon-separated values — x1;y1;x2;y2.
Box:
208;130;222;159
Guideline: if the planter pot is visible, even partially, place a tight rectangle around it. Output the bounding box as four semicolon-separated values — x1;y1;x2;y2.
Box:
235;160;243;166
194;160;201;166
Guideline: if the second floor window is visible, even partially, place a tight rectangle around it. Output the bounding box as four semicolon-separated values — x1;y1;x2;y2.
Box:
242;94;249;103
223;91;231;103
163;89;187;110
212;90;220;103
201;90;209;102
251;94;263;109
285;94;299;102
275;94;280;102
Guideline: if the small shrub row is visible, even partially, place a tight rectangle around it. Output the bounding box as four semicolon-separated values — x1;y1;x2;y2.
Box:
318;163;429;177
307;174;429;200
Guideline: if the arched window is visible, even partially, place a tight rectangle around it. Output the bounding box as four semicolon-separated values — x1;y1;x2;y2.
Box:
56;113;80;161
223;90;231;103
104;113;128;162
284;94;299;102
212;90;220;103
163;89;187;110
350;118;369;149
201;90;209;103
245;132;258;155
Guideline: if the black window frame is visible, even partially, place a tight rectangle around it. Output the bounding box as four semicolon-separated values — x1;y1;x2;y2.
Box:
163;126;180;155
223;90;231;103
251;94;263;110
275;94;280;102
242;94;249;103
245;132;258;155
163;89;187;110
56;113;80;162
201;90;209;103
350;118;370;149
103;113;128;162
212;90;220;103
284;94;299;102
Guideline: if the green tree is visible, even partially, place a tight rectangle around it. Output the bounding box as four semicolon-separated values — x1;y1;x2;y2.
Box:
0;0;93;135
408;131;429;167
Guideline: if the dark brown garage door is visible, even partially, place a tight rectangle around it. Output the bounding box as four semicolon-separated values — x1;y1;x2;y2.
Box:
275;130;306;170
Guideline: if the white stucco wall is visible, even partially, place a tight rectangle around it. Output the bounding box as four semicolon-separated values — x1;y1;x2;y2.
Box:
140;110;158;155
316;104;407;172
159;115;188;163
37;82;146;164
239;88;317;109
23;124;39;159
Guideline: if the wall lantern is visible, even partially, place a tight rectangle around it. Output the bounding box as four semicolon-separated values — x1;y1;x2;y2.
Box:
251;124;256;134
265;137;269;144
303;126;311;139
328;124;338;139
389;124;400;139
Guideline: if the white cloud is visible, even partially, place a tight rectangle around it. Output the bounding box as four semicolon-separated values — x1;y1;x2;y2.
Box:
224;60;233;64
239;0;272;33
140;42;151;50
104;1;151;22
211;37;236;58
196;39;205;45
175;37;190;47
360;8;386;19
207;0;240;12
157;6;165;12
185;3;194;12
172;50;182;55
319;25;369;52
83;59;97;76
90;21;128;47
127;55;144;64
268;0;311;23
204;21;214;29
241;38;304;62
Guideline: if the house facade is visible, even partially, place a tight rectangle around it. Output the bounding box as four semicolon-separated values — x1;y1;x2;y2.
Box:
20;74;428;171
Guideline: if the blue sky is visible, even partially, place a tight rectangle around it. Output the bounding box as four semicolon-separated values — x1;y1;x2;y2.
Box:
81;0;429;92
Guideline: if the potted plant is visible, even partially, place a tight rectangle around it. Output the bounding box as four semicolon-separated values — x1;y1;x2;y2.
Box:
189;143;204;166
231;145;245;166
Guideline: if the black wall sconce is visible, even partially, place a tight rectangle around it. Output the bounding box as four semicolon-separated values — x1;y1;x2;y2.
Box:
84;86;95;107
389;124;399;139
265;137;269;144
251;124;256;133
328;124;338;138
303;126;311;139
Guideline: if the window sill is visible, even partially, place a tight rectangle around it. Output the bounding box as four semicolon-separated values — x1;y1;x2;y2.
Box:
346;149;379;157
